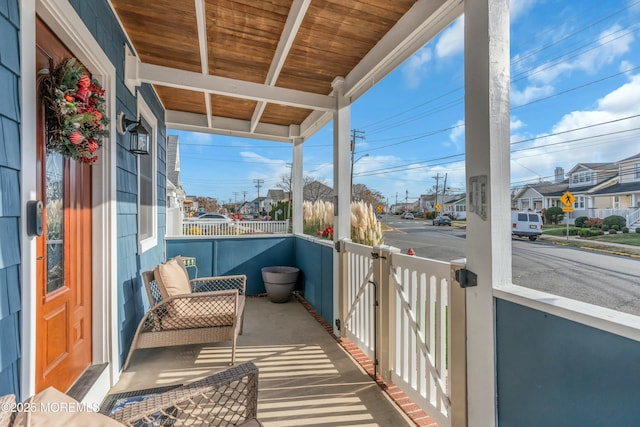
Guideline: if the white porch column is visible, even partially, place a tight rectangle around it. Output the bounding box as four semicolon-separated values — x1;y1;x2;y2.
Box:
464;1;510;426
292;137;303;234
332;77;351;331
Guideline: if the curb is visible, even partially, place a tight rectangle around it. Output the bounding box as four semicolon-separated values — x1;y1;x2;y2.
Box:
541;236;640;259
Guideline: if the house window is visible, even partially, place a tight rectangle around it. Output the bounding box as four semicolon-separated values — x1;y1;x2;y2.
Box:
137;97;157;253
570;171;594;186
634;163;640;180
575;196;585;209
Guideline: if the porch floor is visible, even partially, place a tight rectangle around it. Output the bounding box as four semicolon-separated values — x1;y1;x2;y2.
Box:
110;297;414;427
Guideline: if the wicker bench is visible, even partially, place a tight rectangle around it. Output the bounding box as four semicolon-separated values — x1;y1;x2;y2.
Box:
2;362;261;427
110;362;261;426
124;257;246;369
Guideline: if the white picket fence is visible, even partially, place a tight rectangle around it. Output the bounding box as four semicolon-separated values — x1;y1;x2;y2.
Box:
340;240;464;427
178;219;289;236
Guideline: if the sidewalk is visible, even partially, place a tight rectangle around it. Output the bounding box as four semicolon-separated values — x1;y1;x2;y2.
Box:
541;233;640;258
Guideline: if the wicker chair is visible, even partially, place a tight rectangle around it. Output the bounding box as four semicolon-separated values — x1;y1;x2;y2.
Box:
109;362;261;427
124;257;246;369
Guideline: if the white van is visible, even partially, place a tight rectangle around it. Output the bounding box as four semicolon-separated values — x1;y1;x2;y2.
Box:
511;211;543;241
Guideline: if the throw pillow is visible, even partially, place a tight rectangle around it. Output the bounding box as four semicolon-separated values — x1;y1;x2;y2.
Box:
154;258;191;299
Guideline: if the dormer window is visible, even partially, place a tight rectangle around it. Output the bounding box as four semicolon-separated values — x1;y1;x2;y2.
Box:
570;171;594;186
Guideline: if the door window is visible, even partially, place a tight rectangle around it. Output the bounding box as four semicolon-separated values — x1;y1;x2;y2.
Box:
46;151;65;293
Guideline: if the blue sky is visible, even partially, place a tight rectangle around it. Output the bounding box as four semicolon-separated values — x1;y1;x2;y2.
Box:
172;0;640;207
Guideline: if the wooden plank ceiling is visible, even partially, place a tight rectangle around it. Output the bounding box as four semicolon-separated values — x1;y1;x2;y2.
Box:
110;0;462;142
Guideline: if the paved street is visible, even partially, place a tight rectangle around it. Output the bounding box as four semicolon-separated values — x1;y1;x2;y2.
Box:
380;216;640;316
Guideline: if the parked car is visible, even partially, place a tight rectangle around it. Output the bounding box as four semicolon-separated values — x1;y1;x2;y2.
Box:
188;213;233;222
511;211;543;241
433;215;451;226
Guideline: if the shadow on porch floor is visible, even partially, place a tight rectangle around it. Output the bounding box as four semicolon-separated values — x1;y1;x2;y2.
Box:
111;297;414;427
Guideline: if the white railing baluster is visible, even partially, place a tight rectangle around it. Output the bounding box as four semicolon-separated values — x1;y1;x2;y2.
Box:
178;220;290;237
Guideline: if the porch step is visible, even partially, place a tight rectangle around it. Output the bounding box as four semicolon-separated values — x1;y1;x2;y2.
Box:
67;363;108;402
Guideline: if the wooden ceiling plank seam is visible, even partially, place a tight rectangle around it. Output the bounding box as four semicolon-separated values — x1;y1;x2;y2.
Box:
195;0;212;128
251;0;311;133
137;61;335;111
344;0;463;101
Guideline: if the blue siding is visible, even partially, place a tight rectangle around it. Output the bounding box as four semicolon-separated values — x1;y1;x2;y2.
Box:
69;0;167;366
496;299;640;427
294;238;334;324
167;237;296;295
166;237;334;323
0;0;21;399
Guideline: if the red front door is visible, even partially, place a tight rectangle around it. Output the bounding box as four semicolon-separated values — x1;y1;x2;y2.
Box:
35;17;93;393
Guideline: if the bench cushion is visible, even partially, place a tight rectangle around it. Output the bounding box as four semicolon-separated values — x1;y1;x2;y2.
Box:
154;258;191;298
13;387;122;427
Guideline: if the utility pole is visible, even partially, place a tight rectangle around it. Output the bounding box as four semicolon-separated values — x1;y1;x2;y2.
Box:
395;192;398;213
350;129;365;200
405;190;408;212
253;179;264;217
433;172;441;211
441;173;448;210
232;191;239;213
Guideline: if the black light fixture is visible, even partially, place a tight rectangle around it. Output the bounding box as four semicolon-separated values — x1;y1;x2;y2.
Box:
117;112;150;155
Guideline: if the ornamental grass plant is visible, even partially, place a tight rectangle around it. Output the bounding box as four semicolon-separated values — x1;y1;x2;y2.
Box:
303;200;383;246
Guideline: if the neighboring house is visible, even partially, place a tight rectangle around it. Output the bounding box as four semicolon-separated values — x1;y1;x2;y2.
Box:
238;202;253;216
264;189;289;210
392;201;419;214
419;194;437;212
251;197;267;216
304;181;334;202
166;135;186;211
513;155;640;227
444;196;467;220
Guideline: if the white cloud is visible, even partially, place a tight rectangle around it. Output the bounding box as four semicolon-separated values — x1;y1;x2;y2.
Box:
435;17;464;59
529;24;635;85
402;47;432;89
511;118;525;131
511;74;640;185
447;120;465;151
510;0;538;21
240;151;291;183
511;84;554;106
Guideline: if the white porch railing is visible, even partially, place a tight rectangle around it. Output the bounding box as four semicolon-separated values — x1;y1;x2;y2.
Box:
626;208;640;228
589;208;633;220
178;219;289;236
339;240;467;427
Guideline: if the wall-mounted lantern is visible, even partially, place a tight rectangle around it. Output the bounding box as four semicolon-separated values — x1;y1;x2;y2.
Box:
117;112;150;155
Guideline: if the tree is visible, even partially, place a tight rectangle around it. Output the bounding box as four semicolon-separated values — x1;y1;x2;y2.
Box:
544;206;564;224
352;183;384;206
304;179;333;202
194;196;219;213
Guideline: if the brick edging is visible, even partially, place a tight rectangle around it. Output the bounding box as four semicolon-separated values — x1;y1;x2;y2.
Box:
293;293;439;427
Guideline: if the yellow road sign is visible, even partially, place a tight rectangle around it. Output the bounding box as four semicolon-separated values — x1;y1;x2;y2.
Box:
377;205;383;213
561;191;575;206
562;206;574;213
435;203;441;212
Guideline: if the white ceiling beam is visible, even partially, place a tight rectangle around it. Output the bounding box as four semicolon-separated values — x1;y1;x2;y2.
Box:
250;0;312;132
137;62;335;111
166;110;294;143
344;0;463;102
194;0;212;128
